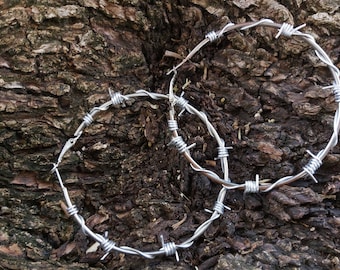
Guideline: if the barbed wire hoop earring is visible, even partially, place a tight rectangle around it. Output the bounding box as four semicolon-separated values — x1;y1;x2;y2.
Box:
51;19;340;261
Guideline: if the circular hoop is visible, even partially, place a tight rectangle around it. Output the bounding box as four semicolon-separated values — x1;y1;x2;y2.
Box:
52;90;231;260
168;19;340;192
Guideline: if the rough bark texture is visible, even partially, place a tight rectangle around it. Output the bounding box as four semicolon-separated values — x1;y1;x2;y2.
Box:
0;0;339;269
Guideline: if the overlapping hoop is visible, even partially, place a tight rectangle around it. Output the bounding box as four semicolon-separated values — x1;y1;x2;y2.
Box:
168;18;340;192
52;86;233;260
52;19;340;260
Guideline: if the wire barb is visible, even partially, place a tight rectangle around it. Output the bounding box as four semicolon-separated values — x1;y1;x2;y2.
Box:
213;201;230;215
216;146;232;159
100;238;116;260
175;93;189;116
67;205;79;216
324;83;340;103
83;113;94;126
303;150;322;183
168;136;196;153
244;174;260;193
109;89;128;105
205;31;218;42
334;84;340;103
168;119;179;131
160;235;179;261
275;23;306;39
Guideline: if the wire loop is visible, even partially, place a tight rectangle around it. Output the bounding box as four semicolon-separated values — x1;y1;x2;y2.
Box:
240;18;274;30
53;89;231;260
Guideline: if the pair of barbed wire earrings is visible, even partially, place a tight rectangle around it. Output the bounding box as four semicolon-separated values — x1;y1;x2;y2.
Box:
52;19;340;261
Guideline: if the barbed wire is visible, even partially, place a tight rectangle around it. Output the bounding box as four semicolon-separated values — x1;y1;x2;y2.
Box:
52;19;340;261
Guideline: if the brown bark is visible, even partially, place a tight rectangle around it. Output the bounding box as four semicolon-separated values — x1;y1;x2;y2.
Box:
0;0;339;269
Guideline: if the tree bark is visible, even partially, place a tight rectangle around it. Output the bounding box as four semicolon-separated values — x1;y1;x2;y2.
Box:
0;0;339;269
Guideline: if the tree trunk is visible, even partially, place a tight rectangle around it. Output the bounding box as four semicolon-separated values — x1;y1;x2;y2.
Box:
0;0;339;269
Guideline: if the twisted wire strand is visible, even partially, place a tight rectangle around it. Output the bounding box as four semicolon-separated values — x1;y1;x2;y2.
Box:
168;71;178;130
314;49;340;77
240;18;275;30
74;214;88;236
219;22;236;38
133;89;167;100
332;109;340;146
189;163;234;187
118;246;156;259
